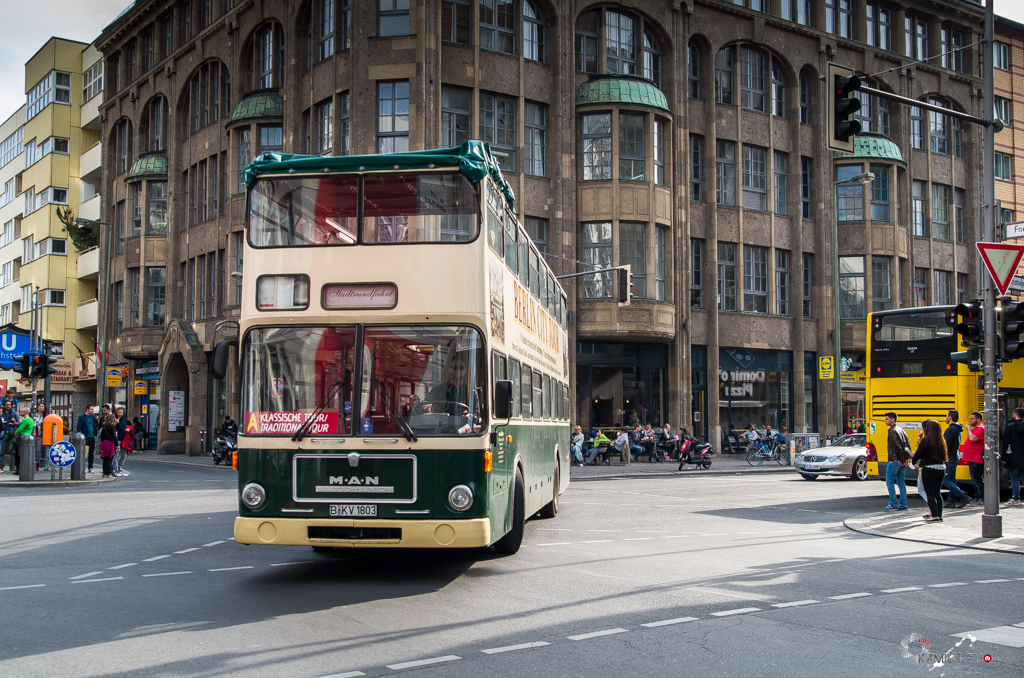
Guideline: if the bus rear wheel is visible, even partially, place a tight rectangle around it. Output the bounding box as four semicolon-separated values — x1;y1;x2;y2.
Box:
539;460;559;519
494;469;525;554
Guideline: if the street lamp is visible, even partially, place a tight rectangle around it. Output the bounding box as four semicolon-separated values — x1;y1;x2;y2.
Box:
832;171;874;437
75;217;114;407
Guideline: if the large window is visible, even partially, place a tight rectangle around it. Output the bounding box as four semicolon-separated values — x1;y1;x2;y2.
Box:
739;47;766;112
480;0;516;54
655;226;667;302
146;267;166;326
575;9;662;84
716;140;736;207
691;238;704;309
836;166;864;222
872;256;891;311
718;242;737;311
934;270;953;306
932;184;950;240
776;249;789;315
620;222;646;299
26;71;71;121
690;135;703;202
688;42;701;99
377;81;410;154
480;92;517;173
715;47;734;105
914;268;928;306
521;103;548;176
185;61;230;135
523;1;545;61
774;151;788;216
251;23;284;89
996;152;1014;181
379;0;410;37
619;114;644;181
581;222;613;298
743;245;768;313
605;10;637;75
148;182;167;235
912;180;927;236
801;157;811;218
802;253;813;318
441;86;471;148
870;165;889;222
582;113;612;180
839;256;865;319
742;145;768;210
442;0;471;45
643;28;661;88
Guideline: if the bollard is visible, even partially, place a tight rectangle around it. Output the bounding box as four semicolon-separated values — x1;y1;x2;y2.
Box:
18;435;35;482
71;433;86;481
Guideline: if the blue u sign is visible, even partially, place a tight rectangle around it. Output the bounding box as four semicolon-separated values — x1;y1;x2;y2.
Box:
0;324;32;370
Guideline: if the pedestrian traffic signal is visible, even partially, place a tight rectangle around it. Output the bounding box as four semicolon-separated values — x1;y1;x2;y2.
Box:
828;62;862;153
1001;300;1024;361
617;265;631;306
14;353;33;379
30;354;58;378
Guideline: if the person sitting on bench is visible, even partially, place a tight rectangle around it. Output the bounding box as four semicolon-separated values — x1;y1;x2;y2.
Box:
585;429;612;465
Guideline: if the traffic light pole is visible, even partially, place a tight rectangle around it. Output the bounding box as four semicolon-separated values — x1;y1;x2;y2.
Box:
981;0;1001;539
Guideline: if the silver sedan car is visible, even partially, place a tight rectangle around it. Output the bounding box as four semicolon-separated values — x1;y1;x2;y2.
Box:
793;434;869;481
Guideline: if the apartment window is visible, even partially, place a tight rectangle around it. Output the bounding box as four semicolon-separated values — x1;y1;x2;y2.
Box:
605;10;637;75
655;226;667;302
825;0;835;33
716;140;737;207
996;152;1013;181
994;41;1010;71
233;232;244;305
525;216;547;254
0;221;11;246
116;201;126;252
0;263;9;288
378;0;409;37
148;182;167;235
145;267;166;326
941;28;963;72
619;114;645;181
236;128;250;194
317;0;336;59
523;1;545;61
932;184;950;240
643;28;661;88
839;256;865;319
995;97;1012;125
801;157;811;218
581;222;613;298
186;61;230;133
690;135;703;202
690;238;704;309
799;72;810;123
524;102;547;177
574;10;598;73
914;268;928;306
776;249;790;316
872;6;893;51
853;164;882;223
774;152;788;215
771;63;786;118
929;103;948;155
128;268;140;327
377;81;410;153
480;0;516;54
441;86;471;148
117;119;132;173
740;47;766;112
742;145;768;211
1004;209;1015;227
82;62;104;103
912;180;927;236
836;166;864;222
839;0;852;38
163;14;173;57
131;183;143;236
480;92;517;172
910;107;924;149
905;16;928;59
715;47;734;105
743;246;768;313
957;273;968;304
872;257;892;311
440;0;472;44
796;0;812;26
582;113;612;180
26;71;71;120
620;222;646;299
688;42;701;99
252;23;284;89
718;242;737;311
114;282;123;335
802;253;813;317
954;188;966;243
934;270;953;306
653;119;666;186
315;98;333;155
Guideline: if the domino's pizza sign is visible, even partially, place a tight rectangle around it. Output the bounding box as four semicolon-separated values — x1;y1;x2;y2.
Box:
726;349;756;369
48;441;76;468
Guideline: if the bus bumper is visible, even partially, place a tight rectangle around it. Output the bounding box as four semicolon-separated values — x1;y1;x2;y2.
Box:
234;516;492;548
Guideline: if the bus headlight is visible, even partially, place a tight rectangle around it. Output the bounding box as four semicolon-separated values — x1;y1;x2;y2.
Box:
241;483;267;509
447;485;474;512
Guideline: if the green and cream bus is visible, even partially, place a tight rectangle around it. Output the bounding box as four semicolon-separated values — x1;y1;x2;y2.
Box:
227;142;570;554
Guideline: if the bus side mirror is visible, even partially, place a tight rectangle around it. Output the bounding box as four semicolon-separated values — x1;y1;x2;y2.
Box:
493;380;513;420
211;341;230;380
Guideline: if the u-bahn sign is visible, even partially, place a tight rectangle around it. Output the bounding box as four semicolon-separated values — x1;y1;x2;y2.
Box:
0;325;32;369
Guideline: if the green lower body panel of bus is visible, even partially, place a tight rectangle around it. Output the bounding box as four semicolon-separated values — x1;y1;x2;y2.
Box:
235;515;491;548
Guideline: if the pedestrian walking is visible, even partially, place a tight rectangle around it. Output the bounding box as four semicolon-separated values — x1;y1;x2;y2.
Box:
77;405;98;474
97;415;118;478
962;412;985;507
912;419;948;522
132;417;149;451
1;399;19;472
114;406;130;476
941;410;970;508
1000;407;1024;507
883;412;912;511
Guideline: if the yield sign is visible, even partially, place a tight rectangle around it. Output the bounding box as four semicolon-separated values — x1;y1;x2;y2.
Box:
977;242;1024;295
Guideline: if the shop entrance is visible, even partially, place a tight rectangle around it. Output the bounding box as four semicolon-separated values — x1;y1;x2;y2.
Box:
575;341;668;432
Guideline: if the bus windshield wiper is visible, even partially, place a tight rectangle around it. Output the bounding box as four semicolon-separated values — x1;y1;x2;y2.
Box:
291;379;346;443
373;377;418;443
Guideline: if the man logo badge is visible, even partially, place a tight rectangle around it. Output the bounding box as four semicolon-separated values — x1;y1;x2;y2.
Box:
330;476;379;486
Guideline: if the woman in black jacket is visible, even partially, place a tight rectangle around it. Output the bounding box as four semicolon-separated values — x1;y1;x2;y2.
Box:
913;419;949;522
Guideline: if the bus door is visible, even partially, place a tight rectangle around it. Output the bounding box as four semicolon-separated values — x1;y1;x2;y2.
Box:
491;354;513;533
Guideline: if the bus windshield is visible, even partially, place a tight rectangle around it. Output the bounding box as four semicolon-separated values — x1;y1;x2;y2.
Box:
242;325;486;437
248;172;478;247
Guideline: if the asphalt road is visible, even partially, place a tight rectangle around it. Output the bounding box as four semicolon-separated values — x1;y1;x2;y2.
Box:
1;459;1022;677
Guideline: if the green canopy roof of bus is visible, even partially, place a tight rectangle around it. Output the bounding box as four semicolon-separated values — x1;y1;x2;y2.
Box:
243;140;516;207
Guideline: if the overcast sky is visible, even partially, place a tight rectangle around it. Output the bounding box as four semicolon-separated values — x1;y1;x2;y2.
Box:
2;0;1024;127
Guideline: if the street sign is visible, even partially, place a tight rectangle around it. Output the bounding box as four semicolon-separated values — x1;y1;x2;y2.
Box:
134;380;147;395
1011;275;1024;294
106;367;122;387
977;243;1024;296
818;356;835;379
1006;221;1024;240
48;440;76;468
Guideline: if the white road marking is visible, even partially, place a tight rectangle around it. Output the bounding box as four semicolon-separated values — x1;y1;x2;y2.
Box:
142;571;192;578
952;626;1024;648
662;535;693;539
537;542;571;547
537;528;571;531
636;530;670;533
586;529;621;532
72;577;123;584
143;555;171;562
771;600;819;608
623;537;656;541
317;672;365;678
710;607;762;617
174;548;200;554
929;582;968;588
974;579;1011;584
829;593;873;600
270;561;316;567
881;587;922;593
386;655;461;670
481;641;550;654
0;584;45;591
202;541;225;547
209;566;254;572
567;628;629;641
108;563;137;570
641;617;699;628
68;572;103;580
580;540;613;544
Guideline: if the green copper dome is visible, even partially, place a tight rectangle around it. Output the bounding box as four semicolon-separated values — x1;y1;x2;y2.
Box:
576;75;671;115
833;132;905;164
125;152;167;182
229;89;284;126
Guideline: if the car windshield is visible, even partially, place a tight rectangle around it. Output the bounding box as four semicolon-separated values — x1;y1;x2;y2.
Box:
831;435;866;447
242;325;485;436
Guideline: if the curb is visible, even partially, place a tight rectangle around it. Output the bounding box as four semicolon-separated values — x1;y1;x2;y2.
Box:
569;465;796;481
843;514;1024;555
0;477;120;488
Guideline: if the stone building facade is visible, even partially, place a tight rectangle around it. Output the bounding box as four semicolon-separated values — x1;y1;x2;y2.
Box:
95;0;987;454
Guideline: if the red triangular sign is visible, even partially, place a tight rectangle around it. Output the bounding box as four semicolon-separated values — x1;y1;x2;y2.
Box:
977;242;1024;295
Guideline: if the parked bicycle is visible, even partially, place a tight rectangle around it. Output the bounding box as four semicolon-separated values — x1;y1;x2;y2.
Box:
746;436;790;466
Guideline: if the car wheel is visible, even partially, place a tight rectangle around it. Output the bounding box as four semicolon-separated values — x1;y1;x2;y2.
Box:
850;457;868;481
799;473;818;480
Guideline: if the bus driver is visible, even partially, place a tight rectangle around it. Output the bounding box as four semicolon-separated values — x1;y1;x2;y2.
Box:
427;358;481;433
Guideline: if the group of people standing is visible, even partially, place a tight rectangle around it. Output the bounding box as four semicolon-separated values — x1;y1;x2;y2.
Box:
76;404;147;477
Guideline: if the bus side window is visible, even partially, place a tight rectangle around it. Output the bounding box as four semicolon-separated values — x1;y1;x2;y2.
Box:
533;369;543;419
504;218;518;272
518;234;529;284
562;383;569;421
542;374;551;420
509;359;522;418
492;352;506;381
520;365;532;419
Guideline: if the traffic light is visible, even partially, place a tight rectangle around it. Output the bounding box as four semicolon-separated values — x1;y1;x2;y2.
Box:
617;265;631;306
14;353;33;379
952;300;984;371
828;62;862;153
31;354;58;379
1001;300;1024;361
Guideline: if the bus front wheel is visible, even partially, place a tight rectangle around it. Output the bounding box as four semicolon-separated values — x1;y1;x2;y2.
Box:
494;469;525;554
539;459;559;519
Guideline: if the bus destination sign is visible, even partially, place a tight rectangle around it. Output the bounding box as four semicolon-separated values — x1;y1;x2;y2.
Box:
245;411;339;435
322;283;397;309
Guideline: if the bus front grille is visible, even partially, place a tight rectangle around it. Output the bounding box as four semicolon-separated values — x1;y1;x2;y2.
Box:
308;527;402;541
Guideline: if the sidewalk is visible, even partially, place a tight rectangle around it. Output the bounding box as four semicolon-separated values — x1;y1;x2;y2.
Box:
569;453;794;479
0;465;119;487
129;451;235;470
845;505;1024;555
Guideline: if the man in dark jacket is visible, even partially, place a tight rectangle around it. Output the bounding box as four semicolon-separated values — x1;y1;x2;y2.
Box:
1;399;19;472
942;410;970;508
883;411;911;511
1000;407;1024;506
76;405;98;474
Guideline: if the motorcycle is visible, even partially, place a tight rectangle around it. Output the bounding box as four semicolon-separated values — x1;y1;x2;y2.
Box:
677;436;713;470
212;431;237;465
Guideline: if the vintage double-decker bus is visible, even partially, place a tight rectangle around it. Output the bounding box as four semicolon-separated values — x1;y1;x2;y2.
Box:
228;142;570;554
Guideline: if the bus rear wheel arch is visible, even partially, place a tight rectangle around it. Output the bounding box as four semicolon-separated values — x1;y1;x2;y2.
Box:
538;453;559;519
494;467;525;554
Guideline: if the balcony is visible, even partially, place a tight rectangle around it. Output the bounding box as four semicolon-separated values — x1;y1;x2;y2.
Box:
81;94;101;131
77;246;99;279
80;142;102;183
78;193;100;223
76;298;98;330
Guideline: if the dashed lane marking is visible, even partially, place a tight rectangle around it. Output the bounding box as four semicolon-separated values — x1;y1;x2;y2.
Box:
209;566;253;572
174;548;200;554
567;628;629;641
72;577;123;584
579;540;613;544
143;555;171;562
772;600;819;608
270;561;316;567
481;641;550;654
930;582;968;588
537;542;571;547
142;571;191;578
829;593;872;600
710;607;762;617
0;584;45;591
108;563;137;570
641;617;699;628
881;587;922;593
317;672;365;678
975;579;1011;584
623;537;656;541
386;655;461;670
202;541;225;547
68;572;102;580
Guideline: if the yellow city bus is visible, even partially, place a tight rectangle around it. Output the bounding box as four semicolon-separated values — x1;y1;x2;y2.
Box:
864;306;1024;481
227;142;570;554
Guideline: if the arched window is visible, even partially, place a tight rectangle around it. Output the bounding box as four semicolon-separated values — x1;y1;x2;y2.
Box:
771;62;786;118
141;97;169;152
799;71;810;123
575;9;664;88
575;10;599;73
115;119;133;174
688;42;701;98
605;10;637;75
184;62;230;135
715;48;734;105
739;46;766;112
251;23;285;90
644;28;661;88
523;1;544;62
